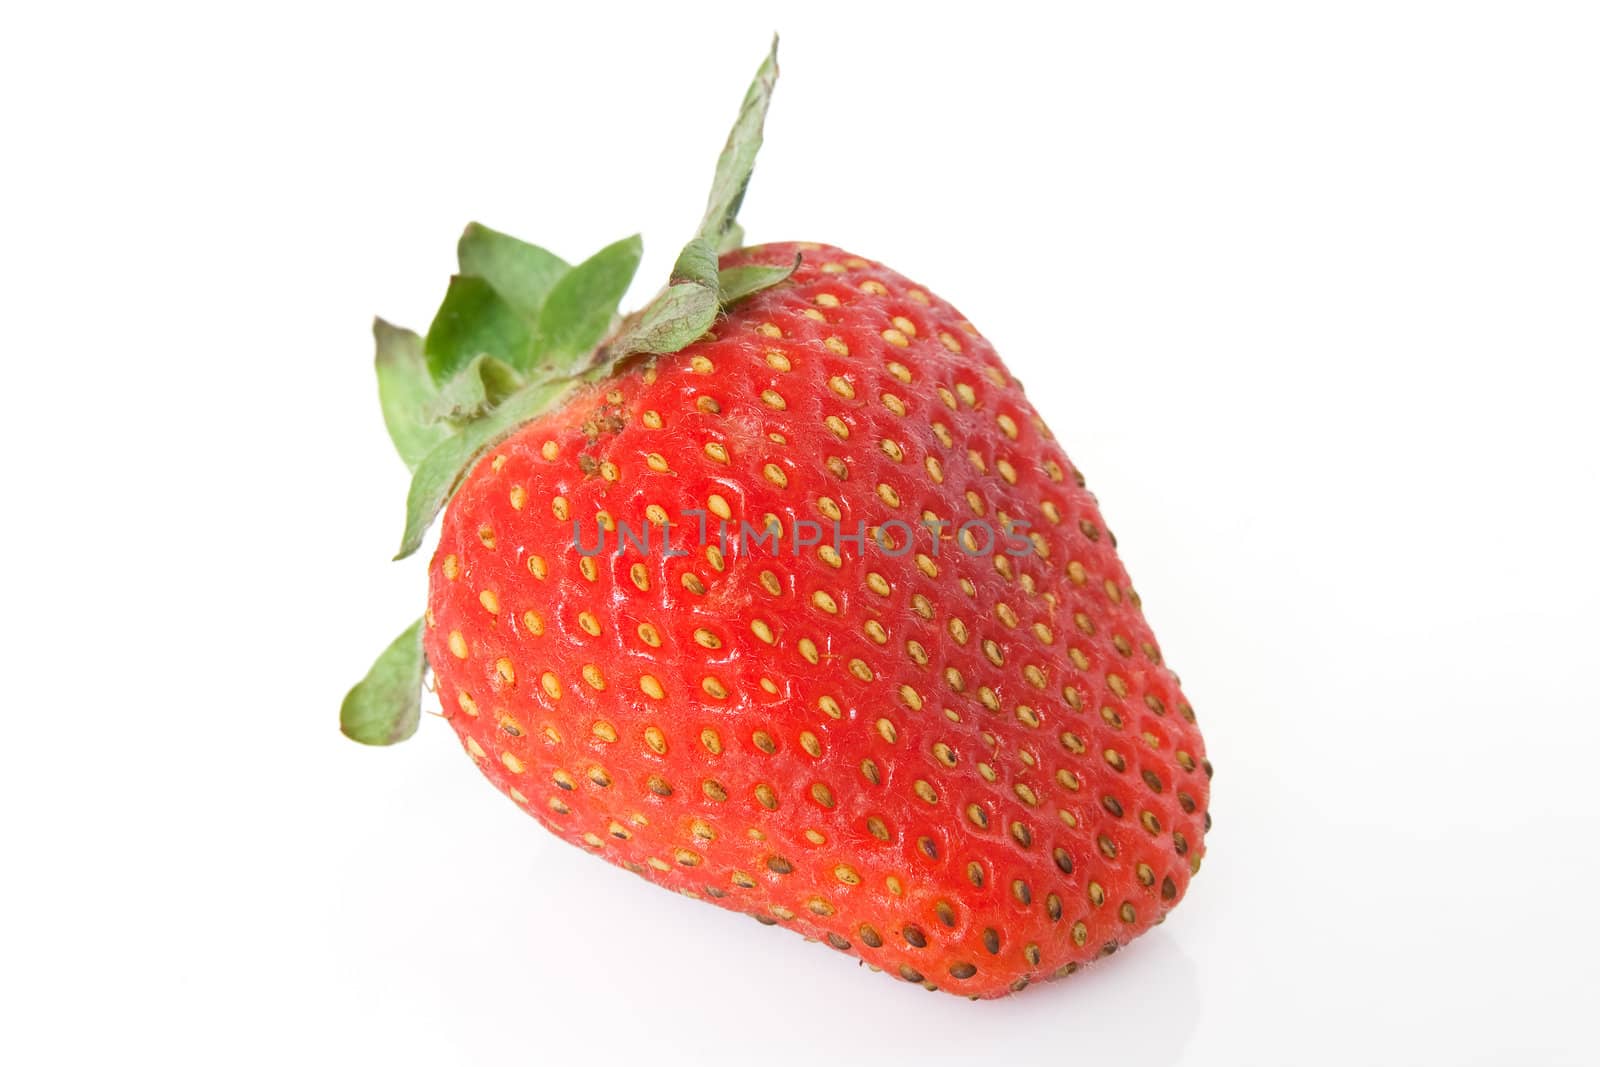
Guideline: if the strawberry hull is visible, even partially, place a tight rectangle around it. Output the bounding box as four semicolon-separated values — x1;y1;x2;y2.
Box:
421;244;1211;998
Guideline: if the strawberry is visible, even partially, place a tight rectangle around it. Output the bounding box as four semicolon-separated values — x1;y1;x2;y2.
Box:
343;39;1210;999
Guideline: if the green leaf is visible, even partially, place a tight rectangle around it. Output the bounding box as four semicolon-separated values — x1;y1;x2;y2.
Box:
340;618;427;746
717;221;745;255
697;36;779;249
534;235;643;364
457;223;570;322
671;237;719;289
718;254;800;305
396;375;582;559
606;283;720;359
374;320;452;473
373;39;791;562
424;274;533;383
424;354;525;424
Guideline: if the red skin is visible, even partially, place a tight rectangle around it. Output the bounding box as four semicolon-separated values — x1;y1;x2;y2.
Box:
423;243;1210;998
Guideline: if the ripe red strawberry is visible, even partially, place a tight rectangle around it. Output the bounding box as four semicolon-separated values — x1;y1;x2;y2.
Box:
344;41;1210;999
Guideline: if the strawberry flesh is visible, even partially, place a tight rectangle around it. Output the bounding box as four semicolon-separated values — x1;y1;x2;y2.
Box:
423;243;1211;997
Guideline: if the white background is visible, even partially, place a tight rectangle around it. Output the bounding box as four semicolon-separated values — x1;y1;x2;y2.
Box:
3;3;1597;1064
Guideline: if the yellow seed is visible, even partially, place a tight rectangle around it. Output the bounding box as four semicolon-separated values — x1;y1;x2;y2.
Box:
860;280;887;295
625;563;649;592
763;463;789;488
540;440;559;461
501;752;524;774
528;555;548;580
913;780;938;804
580;664;605;691
640;675;664;700
704;442;730;464
882;328;910;347
447;631;468;659
702;676;728;699
824;336;850;356
465;737;486;759
551;497;569;520
478;589;500;614
812;590;839;615
876;718;898;744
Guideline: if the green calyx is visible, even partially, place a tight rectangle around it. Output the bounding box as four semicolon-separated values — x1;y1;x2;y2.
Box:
343;37;790;746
